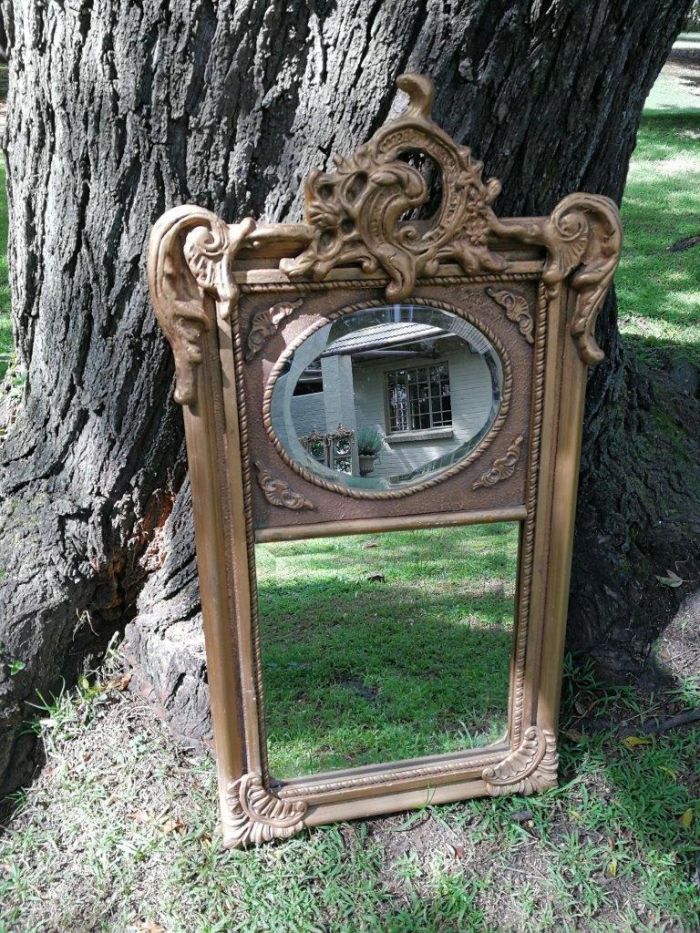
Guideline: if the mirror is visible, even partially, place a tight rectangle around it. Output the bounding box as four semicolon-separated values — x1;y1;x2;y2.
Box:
269;305;504;491
257;522;518;779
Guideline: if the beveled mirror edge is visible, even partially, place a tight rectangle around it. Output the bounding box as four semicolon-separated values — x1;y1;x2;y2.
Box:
260;295;515;500
147;72;622;848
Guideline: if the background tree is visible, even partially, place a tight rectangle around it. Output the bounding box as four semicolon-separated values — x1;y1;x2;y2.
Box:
0;0;696;795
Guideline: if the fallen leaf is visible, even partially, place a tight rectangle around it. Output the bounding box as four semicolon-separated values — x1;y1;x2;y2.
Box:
130;810;150;826
606;859;618;878
362;542;379;549
367;573;386;583
564;730;584;742
679;808;694;830
106;673;132;692
656;570;684;588
659;765;677;780
622;735;651;749
161;817;186;835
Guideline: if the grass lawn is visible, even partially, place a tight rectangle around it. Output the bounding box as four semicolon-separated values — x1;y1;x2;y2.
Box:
0;38;699;933
616;33;700;365
0;662;697;931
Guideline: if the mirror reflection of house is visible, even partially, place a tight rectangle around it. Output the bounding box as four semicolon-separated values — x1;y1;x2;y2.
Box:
270;306;503;489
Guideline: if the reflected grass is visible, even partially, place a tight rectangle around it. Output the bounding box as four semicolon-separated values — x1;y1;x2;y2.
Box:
257;523;518;778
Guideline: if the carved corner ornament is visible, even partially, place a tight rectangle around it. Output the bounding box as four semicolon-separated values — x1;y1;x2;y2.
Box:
245;298;303;362
485;288;533;344
255;462;315;511
494;194;622;364
224;773;307;847
482;727;558;796
147;205;256;405
472;435;524;490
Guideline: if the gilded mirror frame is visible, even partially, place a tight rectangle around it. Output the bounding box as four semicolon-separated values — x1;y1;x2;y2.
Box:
148;74;622;847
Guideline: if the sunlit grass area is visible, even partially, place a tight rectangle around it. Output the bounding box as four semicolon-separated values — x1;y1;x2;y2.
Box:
616;33;700;364
258;525;517;777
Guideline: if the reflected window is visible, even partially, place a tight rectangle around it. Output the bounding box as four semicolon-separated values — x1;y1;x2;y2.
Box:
386;362;452;433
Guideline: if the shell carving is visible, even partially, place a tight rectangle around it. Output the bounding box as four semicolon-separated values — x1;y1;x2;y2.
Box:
225;773;307;847
482;727;558;796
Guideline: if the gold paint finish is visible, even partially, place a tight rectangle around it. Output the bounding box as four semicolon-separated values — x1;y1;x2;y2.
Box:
148;72;621;847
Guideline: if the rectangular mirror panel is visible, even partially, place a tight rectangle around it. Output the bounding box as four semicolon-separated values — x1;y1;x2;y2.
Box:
257;523;519;780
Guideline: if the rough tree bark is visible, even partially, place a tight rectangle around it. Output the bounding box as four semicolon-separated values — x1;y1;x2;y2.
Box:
0;0;695;794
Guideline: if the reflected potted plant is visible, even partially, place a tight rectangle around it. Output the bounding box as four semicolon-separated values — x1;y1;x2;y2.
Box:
357;426;384;476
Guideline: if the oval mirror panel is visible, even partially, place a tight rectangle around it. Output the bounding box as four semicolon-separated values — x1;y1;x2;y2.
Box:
268;304;505;492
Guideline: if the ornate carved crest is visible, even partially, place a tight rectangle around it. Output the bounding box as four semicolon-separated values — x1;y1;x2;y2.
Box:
473;435;524;490
149;74;622;408
482;727;558;796
280;74;506;301
225;773;307;846
277;73;621;364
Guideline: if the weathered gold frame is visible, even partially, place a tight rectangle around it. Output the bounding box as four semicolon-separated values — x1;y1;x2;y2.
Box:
148;75;621;847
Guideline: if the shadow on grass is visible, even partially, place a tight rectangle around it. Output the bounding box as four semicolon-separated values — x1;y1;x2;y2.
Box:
555;653;700;920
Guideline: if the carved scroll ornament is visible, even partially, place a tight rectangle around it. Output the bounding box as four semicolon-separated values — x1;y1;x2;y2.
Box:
148;206;256;405
278;73;621;365
486;288;534;344
482;727;558;796
255;463;315;511
245;298;304;362
226;773;307;846
472;435;524;490
494;194;622;364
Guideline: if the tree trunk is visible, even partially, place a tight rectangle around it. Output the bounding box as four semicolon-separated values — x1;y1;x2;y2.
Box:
0;0;694;793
